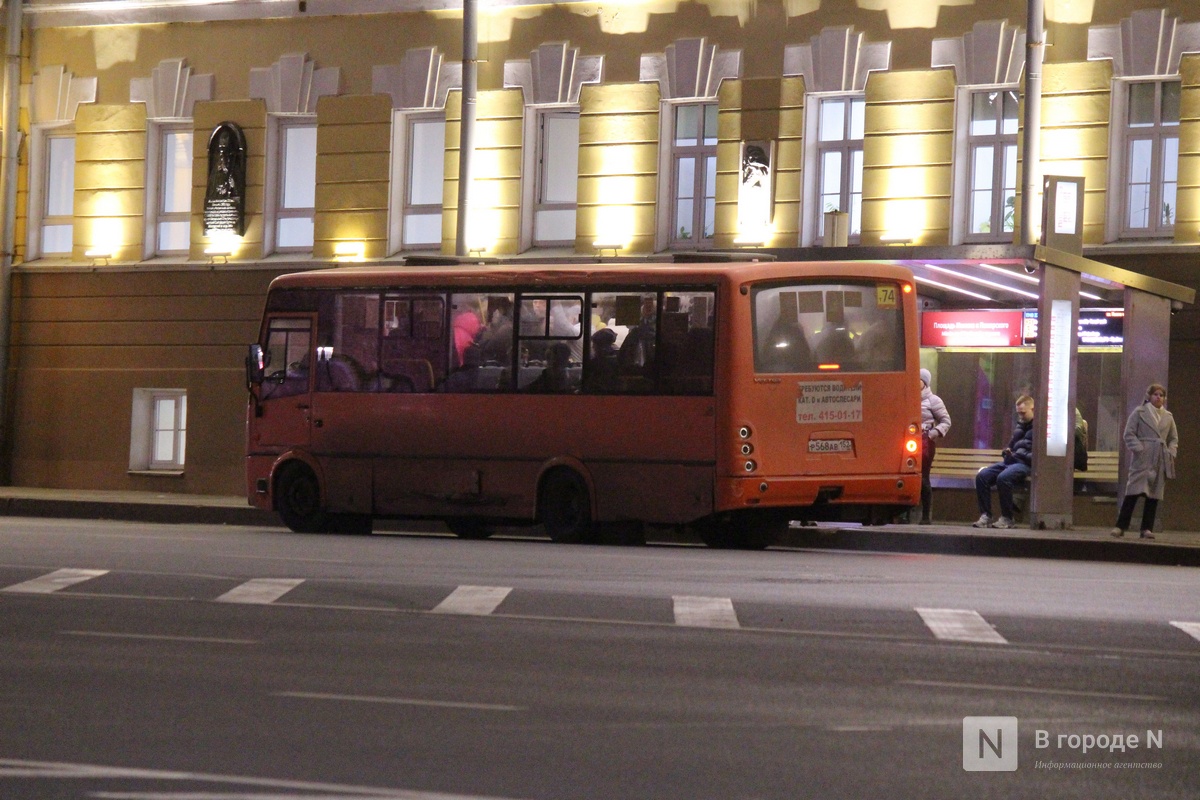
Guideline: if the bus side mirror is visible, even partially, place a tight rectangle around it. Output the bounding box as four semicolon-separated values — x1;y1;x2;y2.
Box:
246;344;266;387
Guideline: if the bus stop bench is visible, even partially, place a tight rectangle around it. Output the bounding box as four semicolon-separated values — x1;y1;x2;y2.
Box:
929;448;1119;497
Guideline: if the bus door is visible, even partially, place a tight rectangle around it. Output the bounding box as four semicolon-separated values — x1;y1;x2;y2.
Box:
251;315;315;450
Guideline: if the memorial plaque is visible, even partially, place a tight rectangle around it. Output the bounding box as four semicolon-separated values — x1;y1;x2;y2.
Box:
204;121;247;237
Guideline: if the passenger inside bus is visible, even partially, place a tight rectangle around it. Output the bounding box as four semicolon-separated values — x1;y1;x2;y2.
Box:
759;315;812;372
443;344;485;392
479;296;514;364
586;327;620;392
525;341;578;393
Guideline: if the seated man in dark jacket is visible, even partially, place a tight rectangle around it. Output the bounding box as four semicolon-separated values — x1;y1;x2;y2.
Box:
973;394;1035;530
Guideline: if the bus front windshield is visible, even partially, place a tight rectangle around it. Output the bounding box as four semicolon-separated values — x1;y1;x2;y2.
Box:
752;281;905;373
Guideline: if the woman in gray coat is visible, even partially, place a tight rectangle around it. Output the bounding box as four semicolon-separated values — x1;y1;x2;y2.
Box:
919;368;951;524
1111;384;1178;539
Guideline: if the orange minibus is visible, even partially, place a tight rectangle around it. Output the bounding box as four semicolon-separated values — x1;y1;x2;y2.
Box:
245;261;921;547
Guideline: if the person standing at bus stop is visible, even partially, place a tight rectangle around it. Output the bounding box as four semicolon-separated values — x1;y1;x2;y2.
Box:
919;368;951;524
973;395;1034;530
1111;383;1178;539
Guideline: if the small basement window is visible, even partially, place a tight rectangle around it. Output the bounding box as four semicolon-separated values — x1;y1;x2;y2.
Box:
130;389;187;473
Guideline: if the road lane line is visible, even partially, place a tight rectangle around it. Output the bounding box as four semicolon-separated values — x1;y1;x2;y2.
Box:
273;691;524;712
915;607;1007;644
60;631;257;645
215;577;305;604
1170;621;1200;643
898;680;1162;702
673;595;740;628
432;585;512;615
2;568;109;594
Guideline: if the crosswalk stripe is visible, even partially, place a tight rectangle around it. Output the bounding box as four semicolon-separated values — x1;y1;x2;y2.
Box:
1169;621;1200;643
916;607;1008;644
215;578;305;604
2;568;109;594
432;585;512;615
673;595;740;628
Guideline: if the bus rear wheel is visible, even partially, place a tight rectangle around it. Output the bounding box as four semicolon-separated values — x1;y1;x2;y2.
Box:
275;463;328;533
539;468;593;544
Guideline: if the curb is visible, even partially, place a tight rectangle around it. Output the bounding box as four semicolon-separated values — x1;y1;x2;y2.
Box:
0;497;278;527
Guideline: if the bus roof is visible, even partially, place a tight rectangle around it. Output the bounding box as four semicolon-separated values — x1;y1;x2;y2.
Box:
265;261;916;292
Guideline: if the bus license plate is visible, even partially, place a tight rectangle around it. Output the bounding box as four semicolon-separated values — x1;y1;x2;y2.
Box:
809;438;853;454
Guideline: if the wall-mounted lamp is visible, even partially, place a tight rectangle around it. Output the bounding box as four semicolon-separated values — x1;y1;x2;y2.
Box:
333;241;366;263
204;232;240;263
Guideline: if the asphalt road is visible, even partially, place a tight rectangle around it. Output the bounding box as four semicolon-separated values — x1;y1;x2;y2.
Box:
0;517;1197;799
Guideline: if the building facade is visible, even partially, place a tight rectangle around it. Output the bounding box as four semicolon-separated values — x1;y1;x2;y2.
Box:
2;0;1198;525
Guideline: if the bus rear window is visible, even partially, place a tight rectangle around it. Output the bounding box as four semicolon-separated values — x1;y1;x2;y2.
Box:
752;281;905;373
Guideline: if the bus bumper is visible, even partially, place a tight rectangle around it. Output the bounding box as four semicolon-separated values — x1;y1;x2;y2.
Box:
717;474;920;513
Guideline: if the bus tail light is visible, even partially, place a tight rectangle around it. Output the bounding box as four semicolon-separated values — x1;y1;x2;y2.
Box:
740;443;754;456
905;438;918;454
744;460;757;473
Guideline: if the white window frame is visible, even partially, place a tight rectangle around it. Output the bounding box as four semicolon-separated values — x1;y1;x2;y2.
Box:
265;115;317;255
144;121;194;258
1109;78;1180;240
389;110;446;253
660;101;718;251
805;94;864;246
27;124;76;259
521;106;580;249
129;388;187;473
957;87;1019;243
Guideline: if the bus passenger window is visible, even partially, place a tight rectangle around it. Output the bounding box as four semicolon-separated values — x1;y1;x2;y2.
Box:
658;291;715;395
380;293;446;392
318;292;382;391
261;318;312;399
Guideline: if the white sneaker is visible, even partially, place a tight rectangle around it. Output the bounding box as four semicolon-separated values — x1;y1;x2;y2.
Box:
992;516;1016;529
972;514;992;528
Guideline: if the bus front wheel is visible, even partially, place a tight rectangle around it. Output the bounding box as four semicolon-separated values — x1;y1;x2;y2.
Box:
539;469;593;544
275;463;328;533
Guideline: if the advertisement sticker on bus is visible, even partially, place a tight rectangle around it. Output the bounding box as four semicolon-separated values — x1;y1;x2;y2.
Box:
796;381;863;424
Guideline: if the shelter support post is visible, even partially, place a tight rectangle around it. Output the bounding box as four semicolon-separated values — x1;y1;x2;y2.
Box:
1029;263;1080;529
1117;289;1171;513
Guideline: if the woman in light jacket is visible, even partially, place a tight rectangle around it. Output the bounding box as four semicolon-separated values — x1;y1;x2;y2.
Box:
1111;383;1178;539
919;368;951;524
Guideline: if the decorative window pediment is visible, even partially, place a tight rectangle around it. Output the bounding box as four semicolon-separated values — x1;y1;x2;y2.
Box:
130;59;214;120
29;66;96;125
1088;8;1200;78
505;42;604;105
640;38;740;100
783;27;891;93
250;53;341;114
932;20;1025;86
373;47;463;111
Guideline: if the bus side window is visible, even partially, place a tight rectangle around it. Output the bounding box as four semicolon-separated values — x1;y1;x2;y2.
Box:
261;318;312;400
381;294;446;393
659;292;715;394
318;293;382;392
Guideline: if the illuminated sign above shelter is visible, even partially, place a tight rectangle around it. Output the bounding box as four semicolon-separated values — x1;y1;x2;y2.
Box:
921;309;1124;348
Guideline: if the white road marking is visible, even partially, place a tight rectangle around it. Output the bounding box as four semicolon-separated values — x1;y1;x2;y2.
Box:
1169;621;1200;643
274;691;524;712
215;578;305;604
898;680;1162;702
0;757;529;798
432;585;512;615
60;631;257;645
672;595;740;628
2;568;108;594
915;607;1007;644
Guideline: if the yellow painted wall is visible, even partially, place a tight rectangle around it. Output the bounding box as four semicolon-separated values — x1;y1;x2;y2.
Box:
772;77;805;247
1041;60;1113;245
861;69;955;246
314;94;392;261
1178;55;1200;245
74;104;147;262
443;88;525;255
577;82;661;255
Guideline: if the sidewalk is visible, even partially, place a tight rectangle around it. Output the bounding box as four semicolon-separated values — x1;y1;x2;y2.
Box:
0;486;1197;566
